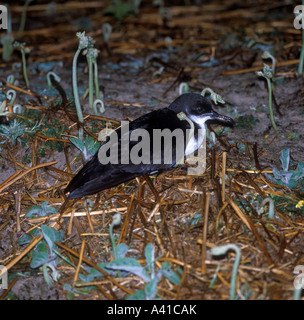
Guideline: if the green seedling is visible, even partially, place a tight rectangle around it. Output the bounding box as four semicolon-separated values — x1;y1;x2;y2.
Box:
47;71;61;89
104;0;135;22
94;99;105;113
0;118;39;146
31;225;63;287
262;51;276;77
25;201;58;218
85;47;101;114
6;90;23;114
256;64;277;132
77;217;181;299
257;197;275;219
265;148;304;189
179;82;189;95
43;262;60;287
17;0;34;39
201;87;225;105
211;243;241;300
72;31;94;141
102;22;112;56
102;23;112;44
13;41;30;88
7;75;17;85
7;89;16;106
106;242;181;300
92;50;102;101
69;134;101;162
109;213;121;260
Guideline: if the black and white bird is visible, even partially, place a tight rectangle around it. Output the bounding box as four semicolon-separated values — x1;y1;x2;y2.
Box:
65;93;234;199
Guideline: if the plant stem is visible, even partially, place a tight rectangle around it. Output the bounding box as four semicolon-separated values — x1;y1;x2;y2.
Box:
258;197;275;219
266;77;277;133
21;48;29;88
72;48;84;141
17;0;33;39
93;61;101;100
87;56;95;114
211;243;241;300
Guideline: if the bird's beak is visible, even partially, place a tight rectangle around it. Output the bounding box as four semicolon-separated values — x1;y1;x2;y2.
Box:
207;110;235;127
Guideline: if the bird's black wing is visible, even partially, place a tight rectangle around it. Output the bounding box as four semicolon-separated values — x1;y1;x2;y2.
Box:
65;108;190;198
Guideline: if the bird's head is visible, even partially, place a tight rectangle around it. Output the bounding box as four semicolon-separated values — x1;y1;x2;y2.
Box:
168;93;235;129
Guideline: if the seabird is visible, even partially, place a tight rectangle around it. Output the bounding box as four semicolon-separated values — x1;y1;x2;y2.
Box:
65;93;234;199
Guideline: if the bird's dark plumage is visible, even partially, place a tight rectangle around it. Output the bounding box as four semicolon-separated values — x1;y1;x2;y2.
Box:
65;93;234;199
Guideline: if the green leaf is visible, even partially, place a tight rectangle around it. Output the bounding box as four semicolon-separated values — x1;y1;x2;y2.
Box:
160;261;181;285
25;205;43;218
294;162;304;181
25;201;57;218
145;243;155;277
116;243;129;259
69;137;85;152
280;148;290;172
41;225;63;255
145;273;161;300
84;135;100;158
18;228;39;245
125;289;146;300
30;241;49;268
104;0;134;21
106;257;150;282
287;178;298;189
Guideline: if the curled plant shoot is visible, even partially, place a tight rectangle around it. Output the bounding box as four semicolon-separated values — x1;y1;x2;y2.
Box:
13;41;30;88
262;51;276;105
7;75;18;85
47;72;61;89
211;243;241;300
256;64;277;133
201;87;225;105
94;99;105;114
257;197;275;219
179;82;189;95
6;90;22;114
109;213;121;260
262;51;276;76
42;262;60;287
102;23;112;44
7;89;16;106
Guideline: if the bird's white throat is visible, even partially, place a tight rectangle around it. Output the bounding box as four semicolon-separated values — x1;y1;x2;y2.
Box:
184;114;211;156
